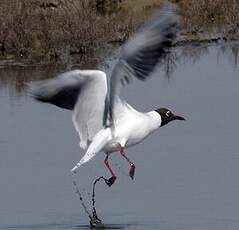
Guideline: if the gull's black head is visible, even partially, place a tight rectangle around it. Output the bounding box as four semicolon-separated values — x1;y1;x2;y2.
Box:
155;108;185;127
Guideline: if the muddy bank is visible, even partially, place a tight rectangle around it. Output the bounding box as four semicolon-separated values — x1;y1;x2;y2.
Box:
0;0;238;67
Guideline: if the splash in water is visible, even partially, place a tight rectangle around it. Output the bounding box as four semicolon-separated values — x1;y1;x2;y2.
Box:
72;176;110;228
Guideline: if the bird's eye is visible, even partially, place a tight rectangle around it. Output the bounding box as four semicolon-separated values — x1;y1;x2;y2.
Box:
166;111;171;117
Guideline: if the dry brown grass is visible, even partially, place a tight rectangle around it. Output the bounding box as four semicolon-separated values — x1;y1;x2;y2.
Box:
180;0;239;34
0;0;238;65
0;0;140;64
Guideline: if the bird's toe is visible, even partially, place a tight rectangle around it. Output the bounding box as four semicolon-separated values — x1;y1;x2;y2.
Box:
129;164;135;180
105;176;116;187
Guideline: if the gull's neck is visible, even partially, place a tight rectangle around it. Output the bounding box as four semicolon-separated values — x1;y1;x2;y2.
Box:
147;111;162;130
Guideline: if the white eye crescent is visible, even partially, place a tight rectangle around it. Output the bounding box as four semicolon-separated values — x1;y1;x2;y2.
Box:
166;111;171;117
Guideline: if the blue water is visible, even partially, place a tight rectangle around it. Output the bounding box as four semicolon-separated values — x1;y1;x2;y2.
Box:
0;42;239;229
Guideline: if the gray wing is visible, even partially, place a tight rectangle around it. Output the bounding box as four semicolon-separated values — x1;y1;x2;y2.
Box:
29;70;108;149
109;3;181;122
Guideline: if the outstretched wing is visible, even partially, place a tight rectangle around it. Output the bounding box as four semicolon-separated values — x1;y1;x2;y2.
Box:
29;70;108;149
109;3;181;122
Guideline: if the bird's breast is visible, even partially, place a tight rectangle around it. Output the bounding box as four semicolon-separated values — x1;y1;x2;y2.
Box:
103;115;152;153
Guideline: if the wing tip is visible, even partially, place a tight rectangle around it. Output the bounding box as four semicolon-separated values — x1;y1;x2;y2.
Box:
147;2;181;32
25;81;47;102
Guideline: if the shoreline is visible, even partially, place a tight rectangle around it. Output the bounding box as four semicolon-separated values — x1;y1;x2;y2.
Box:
0;34;238;68
0;0;238;67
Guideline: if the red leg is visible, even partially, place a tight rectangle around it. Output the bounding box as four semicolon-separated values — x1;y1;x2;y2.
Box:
104;155;116;187
120;146;136;180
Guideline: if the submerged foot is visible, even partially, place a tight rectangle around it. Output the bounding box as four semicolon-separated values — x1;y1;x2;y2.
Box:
129;164;135;180
105;176;116;187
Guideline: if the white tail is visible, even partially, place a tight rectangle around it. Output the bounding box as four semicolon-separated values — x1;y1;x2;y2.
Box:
71;128;112;172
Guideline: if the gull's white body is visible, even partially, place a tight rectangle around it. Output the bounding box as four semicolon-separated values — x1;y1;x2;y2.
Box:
71;70;162;169
102;111;162;153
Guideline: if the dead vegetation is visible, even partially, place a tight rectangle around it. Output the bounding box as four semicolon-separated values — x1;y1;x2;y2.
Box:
0;0;238;65
180;0;239;37
0;0;140;65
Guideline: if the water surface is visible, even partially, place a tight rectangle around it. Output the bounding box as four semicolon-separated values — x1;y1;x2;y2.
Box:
0;42;239;229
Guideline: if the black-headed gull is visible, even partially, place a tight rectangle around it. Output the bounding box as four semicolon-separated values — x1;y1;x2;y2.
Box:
29;3;185;186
